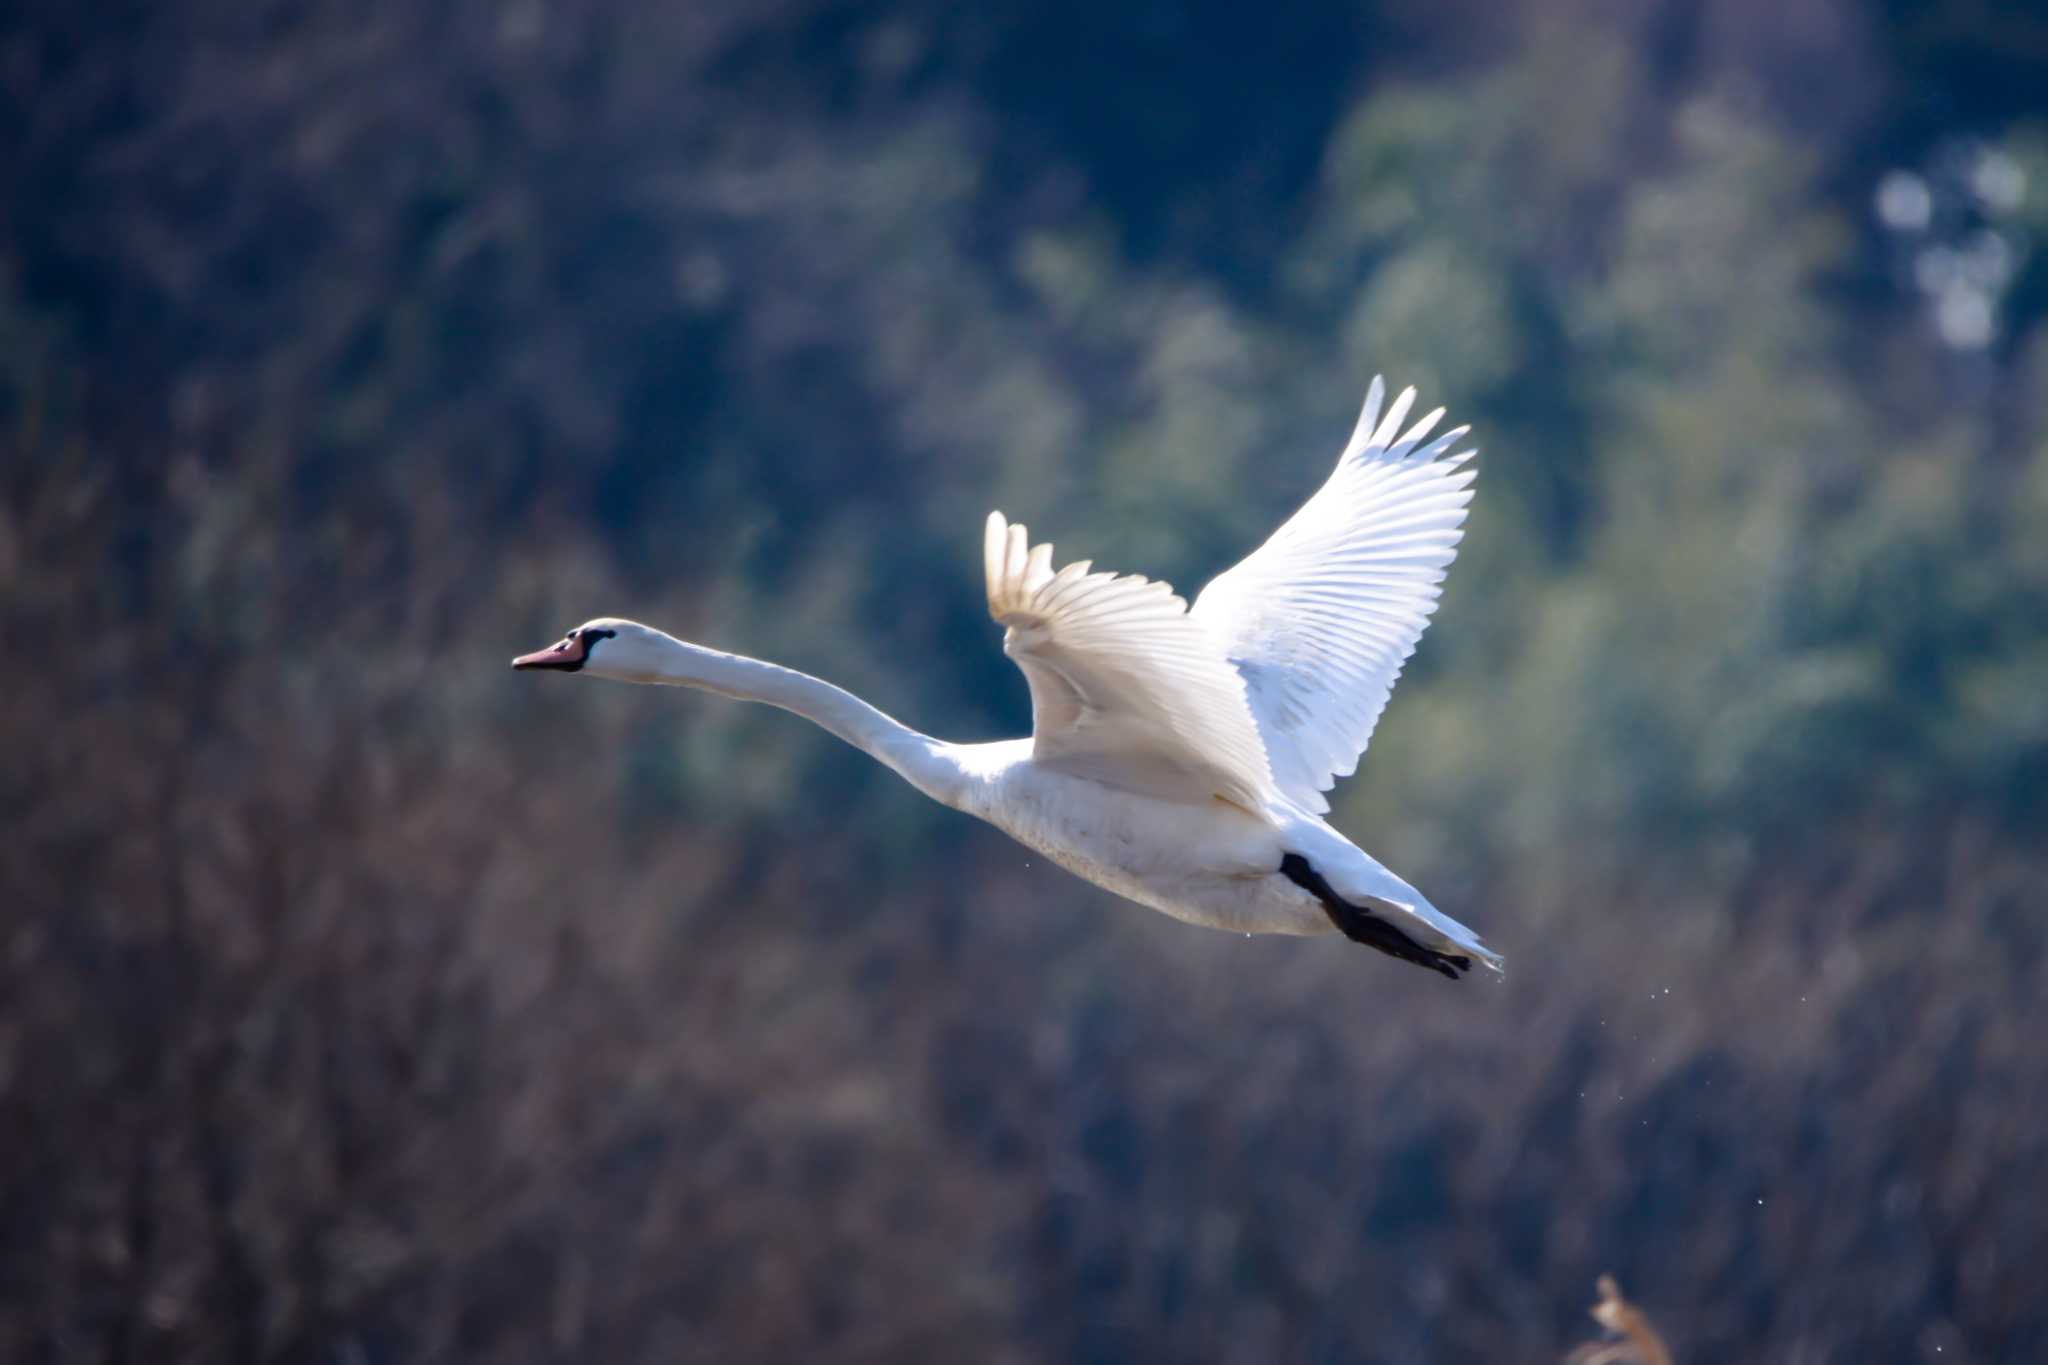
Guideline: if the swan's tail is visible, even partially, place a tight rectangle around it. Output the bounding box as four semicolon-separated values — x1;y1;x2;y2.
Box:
1280;854;1500;979
1276;814;1503;979
1368;879;1502;976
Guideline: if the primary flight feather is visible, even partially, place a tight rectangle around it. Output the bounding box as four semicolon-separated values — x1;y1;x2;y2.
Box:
516;378;1497;978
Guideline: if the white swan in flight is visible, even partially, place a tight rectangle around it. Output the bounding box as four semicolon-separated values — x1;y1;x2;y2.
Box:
515;379;1498;978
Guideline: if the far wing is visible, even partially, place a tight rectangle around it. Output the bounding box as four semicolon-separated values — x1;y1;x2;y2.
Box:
1190;378;1477;814
984;511;1279;811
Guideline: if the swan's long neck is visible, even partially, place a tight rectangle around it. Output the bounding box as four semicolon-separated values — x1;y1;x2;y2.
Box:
621;628;967;806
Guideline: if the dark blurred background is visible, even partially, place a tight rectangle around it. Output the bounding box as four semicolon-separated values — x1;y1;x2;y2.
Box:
4;0;2046;1361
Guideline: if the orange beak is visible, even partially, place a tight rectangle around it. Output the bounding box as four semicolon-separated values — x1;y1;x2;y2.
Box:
511;634;592;671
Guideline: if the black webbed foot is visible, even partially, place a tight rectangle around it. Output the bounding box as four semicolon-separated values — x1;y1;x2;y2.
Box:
1279;853;1470;981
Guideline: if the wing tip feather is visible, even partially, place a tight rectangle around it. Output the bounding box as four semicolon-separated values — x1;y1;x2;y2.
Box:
987;509;1049;622
1342;376;1389;462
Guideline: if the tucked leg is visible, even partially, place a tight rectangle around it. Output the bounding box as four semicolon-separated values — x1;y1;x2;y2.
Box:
1279;853;1471;981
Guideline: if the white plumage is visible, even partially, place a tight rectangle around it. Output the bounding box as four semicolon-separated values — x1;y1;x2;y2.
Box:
516;378;1499;978
1193;377;1476;813
985;509;1281;813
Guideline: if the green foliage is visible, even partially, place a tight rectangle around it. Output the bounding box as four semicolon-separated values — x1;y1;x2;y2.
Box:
5;0;2048;1360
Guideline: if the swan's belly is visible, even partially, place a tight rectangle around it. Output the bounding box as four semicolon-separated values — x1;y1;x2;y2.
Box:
969;762;1330;936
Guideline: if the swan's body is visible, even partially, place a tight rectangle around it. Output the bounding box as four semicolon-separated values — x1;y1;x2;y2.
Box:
516;379;1500;977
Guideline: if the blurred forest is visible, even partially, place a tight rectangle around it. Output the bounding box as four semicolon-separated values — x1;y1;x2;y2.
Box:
4;0;2047;1360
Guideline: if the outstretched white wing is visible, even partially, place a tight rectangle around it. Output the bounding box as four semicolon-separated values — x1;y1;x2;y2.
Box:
1191;378;1477;814
984;511;1279;811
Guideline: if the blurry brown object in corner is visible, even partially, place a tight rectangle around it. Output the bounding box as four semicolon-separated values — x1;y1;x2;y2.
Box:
1565;1275;1674;1365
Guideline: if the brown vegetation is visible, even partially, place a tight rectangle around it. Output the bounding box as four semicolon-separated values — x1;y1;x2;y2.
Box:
4;0;2046;1360
1567;1276;1673;1365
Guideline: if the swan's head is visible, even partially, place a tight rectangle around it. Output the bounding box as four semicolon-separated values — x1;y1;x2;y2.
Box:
511;618;669;681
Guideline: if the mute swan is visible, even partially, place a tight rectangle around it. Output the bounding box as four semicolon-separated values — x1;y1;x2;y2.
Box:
515;379;1499;978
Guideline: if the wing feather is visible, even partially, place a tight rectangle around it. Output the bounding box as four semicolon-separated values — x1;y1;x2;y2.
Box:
985;511;1278;810
1190;377;1477;814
